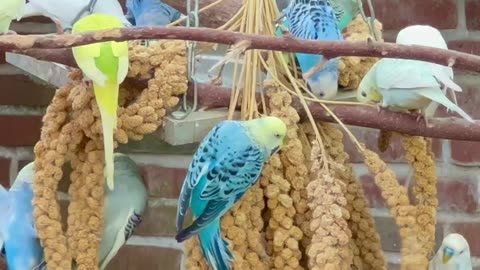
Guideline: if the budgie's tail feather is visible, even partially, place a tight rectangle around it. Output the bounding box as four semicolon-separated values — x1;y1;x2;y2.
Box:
198;222;233;270
93;84;118;190
418;88;474;123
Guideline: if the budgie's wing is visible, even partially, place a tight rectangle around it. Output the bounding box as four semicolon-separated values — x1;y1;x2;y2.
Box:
32;260;47;270
416;88;474;122
176;145;264;241
175;122;230;231
99;209;141;270
0;0;25;20
111;41;129;84
72;43;108;87
288;0;342;41
375;59;441;90
430;66;462;92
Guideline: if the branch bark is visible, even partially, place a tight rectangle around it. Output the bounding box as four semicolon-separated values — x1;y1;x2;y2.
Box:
190;83;480;142
2;26;480;72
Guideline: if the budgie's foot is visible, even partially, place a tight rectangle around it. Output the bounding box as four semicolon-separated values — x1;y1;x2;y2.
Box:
375;103;382;113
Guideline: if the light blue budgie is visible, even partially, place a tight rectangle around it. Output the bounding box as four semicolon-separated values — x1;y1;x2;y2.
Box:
0;162;46;270
175;116;288;270
126;0;181;26
429;233;472;270
282;0;343;99
0;153;147;270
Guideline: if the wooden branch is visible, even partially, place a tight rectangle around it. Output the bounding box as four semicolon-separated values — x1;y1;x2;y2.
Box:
190;83;480;142
2;26;480;72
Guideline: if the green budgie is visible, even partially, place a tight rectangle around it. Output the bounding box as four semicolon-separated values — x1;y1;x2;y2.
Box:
429;233;472;270
0;0;25;34
72;14;129;190
175;116;288;270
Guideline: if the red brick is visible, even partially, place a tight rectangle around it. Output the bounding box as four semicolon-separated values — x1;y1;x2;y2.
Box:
466;0;480;30
363;0;458;30
450;140;480;165
0;75;55;106
437;177;478;213
140;165;187;198
448;40;480;55
0;158;10;188
375;216;443;252
105;245;182;270
359;164;410;209
0;115;42;147
135;200;189;237
449;223;480;256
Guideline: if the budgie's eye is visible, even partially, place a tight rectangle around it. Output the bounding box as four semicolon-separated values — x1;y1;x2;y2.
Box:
274;133;281;138
319;92;324;97
361;91;367;97
460;250;464;254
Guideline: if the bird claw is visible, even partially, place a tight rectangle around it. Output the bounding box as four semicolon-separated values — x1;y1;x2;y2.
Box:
376;104;382;113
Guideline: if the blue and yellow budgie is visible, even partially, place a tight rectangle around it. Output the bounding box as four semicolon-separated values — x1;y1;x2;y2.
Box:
175;116;288;270
281;0;343;99
72;14;129;190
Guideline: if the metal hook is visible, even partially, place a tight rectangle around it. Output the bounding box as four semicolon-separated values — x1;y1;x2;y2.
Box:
172;0;199;120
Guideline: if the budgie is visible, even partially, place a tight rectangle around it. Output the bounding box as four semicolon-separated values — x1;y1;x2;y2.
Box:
175;116;288;270
21;0;131;34
0;0;25;34
0;162;46;270
126;0;181;26
429;233;472;270
396;25;460;115
357;58;474;126
72;14;129;190
0;155;147;270
97;153;147;270
281;0;343;99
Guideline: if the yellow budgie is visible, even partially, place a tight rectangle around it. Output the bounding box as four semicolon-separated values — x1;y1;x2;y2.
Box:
71;14;129;190
0;0;25;34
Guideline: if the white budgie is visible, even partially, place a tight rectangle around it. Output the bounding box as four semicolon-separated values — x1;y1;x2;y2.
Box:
396;25;460;115
21;0;131;33
357;58;473;126
429;233;472;270
0;0;25;34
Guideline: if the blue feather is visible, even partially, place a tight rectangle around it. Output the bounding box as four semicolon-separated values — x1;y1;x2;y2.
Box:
126;0;182;26
284;0;343;98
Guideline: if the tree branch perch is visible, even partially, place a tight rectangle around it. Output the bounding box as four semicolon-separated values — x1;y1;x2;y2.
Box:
3;26;480;141
2;26;480;72
191;84;480;142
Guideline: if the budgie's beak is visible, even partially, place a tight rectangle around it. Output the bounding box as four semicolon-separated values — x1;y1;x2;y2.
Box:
442;247;454;264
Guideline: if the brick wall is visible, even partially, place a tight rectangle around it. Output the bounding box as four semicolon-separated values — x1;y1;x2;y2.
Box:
1;0;480;269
